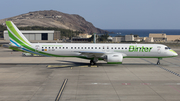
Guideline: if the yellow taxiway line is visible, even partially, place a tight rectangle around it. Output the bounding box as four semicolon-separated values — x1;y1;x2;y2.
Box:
47;65;98;68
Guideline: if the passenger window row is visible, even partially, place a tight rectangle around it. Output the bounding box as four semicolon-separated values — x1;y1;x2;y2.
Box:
41;47;128;50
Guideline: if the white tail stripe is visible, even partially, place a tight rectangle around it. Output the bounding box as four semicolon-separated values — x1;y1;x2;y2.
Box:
10;22;31;45
7;27;31;47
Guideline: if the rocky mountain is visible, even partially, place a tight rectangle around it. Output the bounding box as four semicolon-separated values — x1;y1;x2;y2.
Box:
0;10;108;34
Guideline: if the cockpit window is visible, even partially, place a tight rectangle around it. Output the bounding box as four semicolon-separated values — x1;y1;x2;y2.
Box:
165;47;171;50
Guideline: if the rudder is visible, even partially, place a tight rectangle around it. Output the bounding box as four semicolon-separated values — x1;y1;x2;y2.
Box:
6;21;32;47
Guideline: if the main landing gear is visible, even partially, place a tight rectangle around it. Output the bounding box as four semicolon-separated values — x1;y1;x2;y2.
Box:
90;58;98;65
90;60;96;65
157;58;162;65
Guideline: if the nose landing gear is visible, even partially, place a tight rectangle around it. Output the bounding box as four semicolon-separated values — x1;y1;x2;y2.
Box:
157;58;162;65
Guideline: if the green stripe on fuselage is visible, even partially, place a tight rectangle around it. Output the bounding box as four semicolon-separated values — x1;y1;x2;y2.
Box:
8;30;89;58
169;49;177;54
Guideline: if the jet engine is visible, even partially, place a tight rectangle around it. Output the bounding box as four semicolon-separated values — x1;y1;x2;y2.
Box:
104;54;123;64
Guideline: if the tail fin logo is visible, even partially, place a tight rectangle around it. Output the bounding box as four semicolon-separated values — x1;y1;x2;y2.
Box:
6;21;31;47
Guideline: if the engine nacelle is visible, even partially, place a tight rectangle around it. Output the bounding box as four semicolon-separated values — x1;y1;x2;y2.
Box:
104;54;123;64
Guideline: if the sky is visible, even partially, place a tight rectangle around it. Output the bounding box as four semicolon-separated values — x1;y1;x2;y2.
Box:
0;0;180;29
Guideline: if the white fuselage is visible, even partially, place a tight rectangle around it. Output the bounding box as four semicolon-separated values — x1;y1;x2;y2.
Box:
31;43;177;58
6;21;178;64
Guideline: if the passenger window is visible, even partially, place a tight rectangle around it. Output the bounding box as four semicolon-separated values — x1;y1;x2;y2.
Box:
75;47;76;49
71;47;73;49
45;47;47;49
59;47;61;49
88;47;90;49
85;47;86;49
122;47;123;49
125;47;127;49
52;47;54;49
66;47;68;49
91;47;93;49
99;47;101;49
115;47;117;49
49;47;50;49
95;47;97;49
118;47;120;49
42;47;44;49
111;47;113;49
81;47;83;49
56;47;57;49
63;47;64;49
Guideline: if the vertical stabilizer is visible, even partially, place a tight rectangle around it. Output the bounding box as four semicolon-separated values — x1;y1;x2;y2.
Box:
6;21;31;47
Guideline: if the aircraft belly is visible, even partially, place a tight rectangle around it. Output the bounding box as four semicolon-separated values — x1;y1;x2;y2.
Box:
43;51;79;56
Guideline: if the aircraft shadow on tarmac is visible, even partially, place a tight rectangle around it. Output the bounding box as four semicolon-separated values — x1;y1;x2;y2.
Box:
57;60;159;65
0;61;167;68
43;60;161;69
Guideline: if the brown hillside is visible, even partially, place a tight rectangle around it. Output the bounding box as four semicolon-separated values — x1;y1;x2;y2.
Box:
0;10;108;34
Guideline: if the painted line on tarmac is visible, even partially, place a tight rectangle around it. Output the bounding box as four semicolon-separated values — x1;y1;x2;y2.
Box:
47;65;98;68
47;65;71;68
141;58;180;77
55;79;68;101
169;85;180;93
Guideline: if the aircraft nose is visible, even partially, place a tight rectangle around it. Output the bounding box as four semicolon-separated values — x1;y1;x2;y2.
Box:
171;50;178;56
174;52;178;56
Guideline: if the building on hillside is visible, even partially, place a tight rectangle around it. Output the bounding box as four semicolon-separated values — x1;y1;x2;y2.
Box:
149;33;180;42
4;30;61;41
125;35;134;41
112;37;125;42
134;37;145;42
111;35;135;42
149;33;167;42
144;37;154;42
78;33;92;38
53;31;61;40
166;35;180;41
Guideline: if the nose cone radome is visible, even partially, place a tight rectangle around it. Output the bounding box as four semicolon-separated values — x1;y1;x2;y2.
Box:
170;50;178;57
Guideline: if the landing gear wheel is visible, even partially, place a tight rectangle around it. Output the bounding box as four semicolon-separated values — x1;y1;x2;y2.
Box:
90;60;96;65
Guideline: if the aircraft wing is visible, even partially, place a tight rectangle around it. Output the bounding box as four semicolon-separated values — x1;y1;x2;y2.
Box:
79;51;127;58
79;51;106;58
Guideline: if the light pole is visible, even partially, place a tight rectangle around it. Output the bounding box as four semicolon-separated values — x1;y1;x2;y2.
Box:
94;33;96;43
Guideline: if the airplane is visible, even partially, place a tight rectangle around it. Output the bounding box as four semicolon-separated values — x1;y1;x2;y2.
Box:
6;21;178;65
